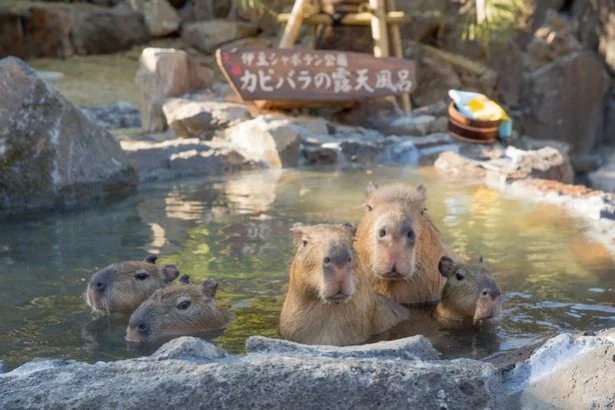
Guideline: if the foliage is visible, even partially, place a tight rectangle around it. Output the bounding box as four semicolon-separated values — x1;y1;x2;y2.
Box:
233;0;278;16
459;0;527;47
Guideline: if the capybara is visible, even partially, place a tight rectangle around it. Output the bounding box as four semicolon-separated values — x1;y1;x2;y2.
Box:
86;255;180;313
355;182;457;305
435;256;502;327
279;223;409;346
126;275;234;343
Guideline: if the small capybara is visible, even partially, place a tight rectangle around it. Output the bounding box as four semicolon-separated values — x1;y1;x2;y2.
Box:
279;223;409;346
435;256;502;327
86;255;180;313
355;182;457;305
126;275;234;343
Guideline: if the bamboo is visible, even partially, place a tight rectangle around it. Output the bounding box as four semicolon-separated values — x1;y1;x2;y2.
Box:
370;0;390;57
279;0;309;48
277;11;411;26
422;44;496;76
385;0;411;113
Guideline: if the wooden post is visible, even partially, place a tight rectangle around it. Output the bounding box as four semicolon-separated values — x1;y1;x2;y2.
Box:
369;0;389;57
279;0;309;48
309;0;321;49
386;0;411;113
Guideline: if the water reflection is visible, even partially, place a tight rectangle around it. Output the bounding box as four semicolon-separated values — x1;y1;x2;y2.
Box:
0;168;614;370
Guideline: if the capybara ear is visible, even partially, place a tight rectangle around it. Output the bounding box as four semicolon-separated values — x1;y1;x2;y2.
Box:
478;255;484;264
438;256;455;278
144;255;158;264
179;274;190;284
291;223;306;247
416;184;427;200
162;265;180;282
366;181;378;197
342;223;357;236
201;279;218;298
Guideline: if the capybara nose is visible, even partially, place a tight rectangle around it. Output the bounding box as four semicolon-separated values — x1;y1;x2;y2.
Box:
481;288;500;300
377;227;388;241
401;225;415;245
131;321;151;336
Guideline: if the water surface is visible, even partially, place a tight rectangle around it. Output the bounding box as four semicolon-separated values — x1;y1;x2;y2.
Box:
1;167;614;370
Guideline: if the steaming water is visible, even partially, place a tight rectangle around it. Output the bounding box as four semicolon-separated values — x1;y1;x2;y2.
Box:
1;167;614;370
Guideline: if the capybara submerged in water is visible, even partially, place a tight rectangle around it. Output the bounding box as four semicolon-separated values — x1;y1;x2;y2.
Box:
355;182;457;305
86;255;180;313
435;256;502;327
126;275;234;342
279;223;409;346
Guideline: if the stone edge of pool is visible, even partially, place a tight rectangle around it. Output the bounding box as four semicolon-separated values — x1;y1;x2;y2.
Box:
0;328;613;408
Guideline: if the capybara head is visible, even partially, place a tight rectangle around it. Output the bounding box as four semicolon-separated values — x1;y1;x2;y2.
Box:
356;182;427;281
289;223;357;304
438;256;502;325
86;255;180;313
126;276;233;343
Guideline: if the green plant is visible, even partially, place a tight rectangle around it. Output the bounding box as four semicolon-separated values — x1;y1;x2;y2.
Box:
233;0;278;16
460;0;527;47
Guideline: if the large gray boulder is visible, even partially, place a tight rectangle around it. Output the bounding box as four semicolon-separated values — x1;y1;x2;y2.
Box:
521;51;610;156
574;0;615;74
0;58;138;218
0;336;503;409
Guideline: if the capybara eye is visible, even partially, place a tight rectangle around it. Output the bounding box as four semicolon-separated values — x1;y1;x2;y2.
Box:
347;256;352;263
378;229;386;238
455;272;465;281
177;300;191;310
134;272;149;281
323;257;332;265
407;230;415;240
482;290;488;296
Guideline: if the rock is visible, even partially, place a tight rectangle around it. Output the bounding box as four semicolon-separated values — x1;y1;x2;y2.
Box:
70;4;150;55
135;48;214;132
378;134;459;167
22;7;73;58
80;101;141;130
224;116;301;168
247;335;439;360
434;146;574;185
504;330;615;408
412;53;462;107
129;0;181;37
181;19;259;54
0;337;502;409
487;41;525;107
120;136;253;182
301;143;342;166
235;0;292;35
151;336;227;361
517;136;571;156
521;51;610;156
574;0;615;74
179;0;232;22
588;152;615;192
162;98;251;139
525;9;583;71
387;115;437;136
604;91;615;146
0;10;25;58
0;58;138;218
331;98;404;132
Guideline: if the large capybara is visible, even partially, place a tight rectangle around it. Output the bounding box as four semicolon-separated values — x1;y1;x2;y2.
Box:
279;223;409;346
126;275;234;343
435;256;502;327
86;255;180;313
355;182;457;305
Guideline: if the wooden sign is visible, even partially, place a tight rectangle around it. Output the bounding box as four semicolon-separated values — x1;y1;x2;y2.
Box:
216;48;416;104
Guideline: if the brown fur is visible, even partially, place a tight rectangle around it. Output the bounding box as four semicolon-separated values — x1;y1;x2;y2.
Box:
86;255;179;313
435;256;502;327
355;183;457;305
280;223;409;346
126;276;234;342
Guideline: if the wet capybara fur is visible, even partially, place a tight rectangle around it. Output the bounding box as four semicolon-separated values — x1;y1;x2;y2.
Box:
435;256;502;327
86;255;180;313
280;223;409;346
126;275;234;343
355;182;457;305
